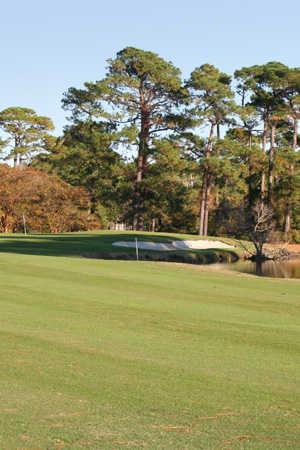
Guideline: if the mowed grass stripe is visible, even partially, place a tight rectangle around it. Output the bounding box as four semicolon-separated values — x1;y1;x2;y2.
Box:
0;249;299;448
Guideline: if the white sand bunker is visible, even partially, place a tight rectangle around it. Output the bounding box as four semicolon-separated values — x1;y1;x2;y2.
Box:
112;239;234;252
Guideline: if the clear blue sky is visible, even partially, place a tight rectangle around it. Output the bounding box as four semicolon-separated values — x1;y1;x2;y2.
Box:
2;0;300;134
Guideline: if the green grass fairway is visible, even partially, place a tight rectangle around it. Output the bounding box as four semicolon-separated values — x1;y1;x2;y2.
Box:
0;230;242;257
0;231;242;265
0;233;299;449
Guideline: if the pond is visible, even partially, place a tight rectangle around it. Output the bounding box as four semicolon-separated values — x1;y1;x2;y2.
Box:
223;258;300;279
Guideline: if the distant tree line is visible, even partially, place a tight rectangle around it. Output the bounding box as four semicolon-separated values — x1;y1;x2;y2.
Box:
0;48;299;239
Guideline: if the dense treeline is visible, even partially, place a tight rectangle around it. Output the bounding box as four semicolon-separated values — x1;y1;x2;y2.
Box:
0;48;299;239
0;165;99;233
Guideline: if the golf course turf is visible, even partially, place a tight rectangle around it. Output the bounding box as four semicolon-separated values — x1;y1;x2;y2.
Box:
0;232;299;449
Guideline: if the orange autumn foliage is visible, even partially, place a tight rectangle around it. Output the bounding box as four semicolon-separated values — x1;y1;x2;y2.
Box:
0;165;100;233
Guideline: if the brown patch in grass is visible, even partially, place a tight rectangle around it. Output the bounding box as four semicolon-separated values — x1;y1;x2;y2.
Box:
46;411;83;419
53;439;65;450
1;408;18;413
152;424;192;433
21;434;30;441
114;440;147;447
221;434;252;446
197;412;240;421
221;434;300;448
154;411;240;436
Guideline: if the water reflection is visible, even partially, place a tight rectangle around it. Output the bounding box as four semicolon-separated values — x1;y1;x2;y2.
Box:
229;259;300;278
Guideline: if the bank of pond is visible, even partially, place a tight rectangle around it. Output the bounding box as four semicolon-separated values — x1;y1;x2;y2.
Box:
88;250;300;279
217;258;300;279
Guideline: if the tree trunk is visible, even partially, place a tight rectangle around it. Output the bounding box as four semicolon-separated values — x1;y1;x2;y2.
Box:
283;118;297;234
14;153;20;167
267;124;276;206
134;105;150;231
198;123;215;235
247;132;255;208
151;218;156;232
260;119;268;201
283;211;291;236
293;117;298;149
134;151;146;230
203;181;211;235
199;174;207;235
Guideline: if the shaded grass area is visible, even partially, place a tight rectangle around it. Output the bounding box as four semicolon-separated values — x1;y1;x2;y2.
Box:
0;231;241;264
0;247;299;449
